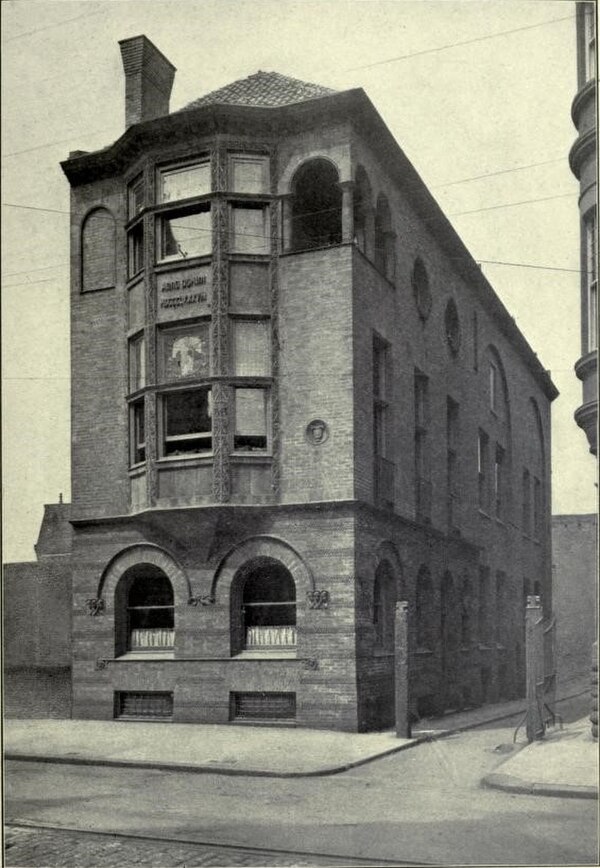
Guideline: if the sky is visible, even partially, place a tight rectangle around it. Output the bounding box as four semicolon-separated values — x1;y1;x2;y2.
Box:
1;0;597;562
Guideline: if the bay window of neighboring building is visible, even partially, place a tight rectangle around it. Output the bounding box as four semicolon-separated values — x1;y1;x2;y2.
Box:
160;387;212;457
585;211;597;352
584;3;596;82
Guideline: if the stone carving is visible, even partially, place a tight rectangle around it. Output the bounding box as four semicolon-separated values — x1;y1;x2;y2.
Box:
305;419;328;445
95;658;109;670
87;598;105;616
307;589;330;610
188;594;215;607
212;382;231;503
303;658;319;671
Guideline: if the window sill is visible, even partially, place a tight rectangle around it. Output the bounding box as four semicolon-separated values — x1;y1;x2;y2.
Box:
229;252;272;261
128;463;146;476
155;255;211;271
231;452;272;462
157;454;213;466
234;648;297;659
117;650;175;661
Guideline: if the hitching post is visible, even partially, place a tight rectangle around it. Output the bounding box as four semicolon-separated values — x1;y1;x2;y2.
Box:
395;600;410;738
525;594;543;742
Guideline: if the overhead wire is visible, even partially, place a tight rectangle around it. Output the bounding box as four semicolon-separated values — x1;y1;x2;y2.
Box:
3;8;104;43
344;14;574;71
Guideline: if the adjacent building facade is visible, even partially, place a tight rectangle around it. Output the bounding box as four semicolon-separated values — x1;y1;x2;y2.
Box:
60;36;557;731
571;1;597;455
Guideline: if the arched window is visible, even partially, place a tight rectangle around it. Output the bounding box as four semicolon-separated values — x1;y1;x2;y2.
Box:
353;166;372;256
416;566;433;649
115;564;174;656
232;558;297;652
373;561;396;650
81;208;116;292
461;579;473;647
374;194;394;280
290;158;342;252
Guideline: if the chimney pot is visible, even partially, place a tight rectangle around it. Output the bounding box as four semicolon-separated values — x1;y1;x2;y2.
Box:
119;35;176;129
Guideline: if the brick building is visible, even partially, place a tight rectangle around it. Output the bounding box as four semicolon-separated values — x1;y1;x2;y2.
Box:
60;35;557;730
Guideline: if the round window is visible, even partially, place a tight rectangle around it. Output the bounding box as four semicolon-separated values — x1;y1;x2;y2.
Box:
412;258;432;321
445;298;461;355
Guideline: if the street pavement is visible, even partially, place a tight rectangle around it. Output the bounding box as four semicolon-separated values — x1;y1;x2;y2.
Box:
5;713;598;866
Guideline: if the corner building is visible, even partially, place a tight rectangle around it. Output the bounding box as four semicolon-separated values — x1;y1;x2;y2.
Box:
63;36;557;730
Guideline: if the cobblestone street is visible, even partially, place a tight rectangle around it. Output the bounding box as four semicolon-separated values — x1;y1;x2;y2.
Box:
4;826;362;868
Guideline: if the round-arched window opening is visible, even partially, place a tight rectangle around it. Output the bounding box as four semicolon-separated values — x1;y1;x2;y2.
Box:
290;158;342;252
412;258;432;320
240;560;296;649
115;564;174;655
445;298;461;355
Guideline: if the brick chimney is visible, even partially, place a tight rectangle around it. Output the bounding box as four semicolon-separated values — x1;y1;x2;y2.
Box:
119;35;176;128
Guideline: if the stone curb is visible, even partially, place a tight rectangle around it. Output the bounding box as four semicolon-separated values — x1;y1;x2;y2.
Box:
482;771;598;800
5;687;589;779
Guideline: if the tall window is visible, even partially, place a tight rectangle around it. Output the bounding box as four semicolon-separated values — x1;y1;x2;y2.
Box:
290;158;342;252
522;468;531;535
373;337;393;508
156;159;212;262
478;429;489;512
493;444;505;519
416;566;433;649
586;212;597;351
489;361;499;413
533;476;542;540
353;166;372;256
373;562;396;650
447;397;459;531
128;221;144;279
415;372;430;522
238;561;296;650
161;387;212;456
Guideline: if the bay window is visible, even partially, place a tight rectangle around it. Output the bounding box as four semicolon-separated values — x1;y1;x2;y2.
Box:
162;387;212;456
128;174;144;219
159;160;210;204
230;154;269;194
160;323;210;381
234;388;268;451
159;206;211;261
130;399;146;465
128;334;145;392
233;320;270;376
128;222;144;278
230;204;269;254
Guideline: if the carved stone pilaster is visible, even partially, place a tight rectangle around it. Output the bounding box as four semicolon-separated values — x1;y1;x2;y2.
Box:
145;389;158;505
211;140;228;194
212;381;231;503
269;148;281;496
143;186;158;506
211;197;229;376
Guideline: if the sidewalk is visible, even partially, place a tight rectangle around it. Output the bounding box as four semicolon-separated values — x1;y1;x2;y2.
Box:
5;680;596;793
482;715;598;800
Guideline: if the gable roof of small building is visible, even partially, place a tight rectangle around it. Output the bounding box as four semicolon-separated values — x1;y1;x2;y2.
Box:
179;71;337;111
